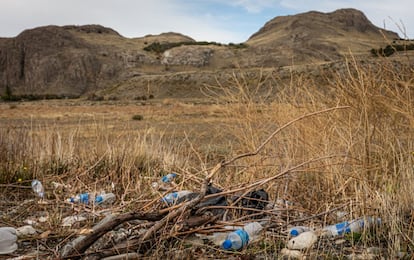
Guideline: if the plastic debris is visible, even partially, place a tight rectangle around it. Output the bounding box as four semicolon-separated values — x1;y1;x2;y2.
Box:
0;227;18;255
161;190;194;205
287;231;318;250
161;173;177;183
67;192;116;206
281;248;304;259
61;215;88;227
288;226;313;237
321;217;381;237
31;179;45;198
15;225;37;237
222;222;263;250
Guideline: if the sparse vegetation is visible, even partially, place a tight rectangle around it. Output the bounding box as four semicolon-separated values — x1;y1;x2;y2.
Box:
0;56;413;258
371;41;414;56
132;114;144;120
143;40;245;54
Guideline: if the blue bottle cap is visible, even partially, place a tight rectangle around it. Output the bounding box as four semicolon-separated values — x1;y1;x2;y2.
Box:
95;195;103;204
222;239;232;250
290;229;299;236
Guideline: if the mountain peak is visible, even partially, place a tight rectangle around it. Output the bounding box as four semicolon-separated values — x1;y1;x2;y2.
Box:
248;8;399;43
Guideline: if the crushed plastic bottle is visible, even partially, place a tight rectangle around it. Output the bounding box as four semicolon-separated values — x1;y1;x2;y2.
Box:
161;190;193;205
31;179;44;198
321;217;381;237
288;226;313;237
222;222;263;250
0;227;18;255
95;193;116;205
161;173;177;183
67;192;116;206
287;231;318;250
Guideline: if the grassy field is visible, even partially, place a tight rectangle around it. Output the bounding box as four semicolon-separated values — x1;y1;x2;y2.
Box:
0;57;413;258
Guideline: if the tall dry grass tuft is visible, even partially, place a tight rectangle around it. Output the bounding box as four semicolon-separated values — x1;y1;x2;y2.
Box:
205;56;413;255
0;118;189;205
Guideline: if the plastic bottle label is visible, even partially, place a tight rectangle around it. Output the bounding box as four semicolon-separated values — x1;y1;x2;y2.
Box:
335;221;351;235
78;193;89;204
235;229;249;247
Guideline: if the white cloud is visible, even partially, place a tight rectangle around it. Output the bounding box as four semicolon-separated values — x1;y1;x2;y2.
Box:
231;0;279;13
0;0;246;42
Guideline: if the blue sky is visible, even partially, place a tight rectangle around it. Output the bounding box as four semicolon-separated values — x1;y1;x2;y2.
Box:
0;0;412;43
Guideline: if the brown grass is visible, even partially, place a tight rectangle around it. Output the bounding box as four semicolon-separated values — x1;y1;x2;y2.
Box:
0;55;413;258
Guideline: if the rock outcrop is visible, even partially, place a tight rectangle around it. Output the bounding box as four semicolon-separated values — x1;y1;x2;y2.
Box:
0;9;402;99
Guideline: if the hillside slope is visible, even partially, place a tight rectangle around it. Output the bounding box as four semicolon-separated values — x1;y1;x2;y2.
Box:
0;9;401;99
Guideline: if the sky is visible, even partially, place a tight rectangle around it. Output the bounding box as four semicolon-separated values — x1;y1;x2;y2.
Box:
0;0;412;43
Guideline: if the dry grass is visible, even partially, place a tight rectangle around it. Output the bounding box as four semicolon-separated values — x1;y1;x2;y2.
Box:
0;56;413;258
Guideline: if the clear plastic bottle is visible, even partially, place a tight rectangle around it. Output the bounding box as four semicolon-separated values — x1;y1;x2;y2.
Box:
67;192;90;204
161;173;177;183
222;222;263;250
322;217;381;236
161;190;193;205
31;179;44;198
94;192;116;205
288;226;312;237
67;192;116;205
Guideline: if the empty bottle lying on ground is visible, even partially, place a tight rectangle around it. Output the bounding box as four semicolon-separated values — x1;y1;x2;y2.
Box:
321;217;382;236
222;222;263;251
67;192;116;206
288;226;314;237
161;190;194;205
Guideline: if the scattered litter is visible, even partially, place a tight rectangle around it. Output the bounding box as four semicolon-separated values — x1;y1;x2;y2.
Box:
0;227;18;255
31;179;44;199
321;217;381;237
161;190;195;205
67;192;116;206
161;173;177;183
222;222;263;251
51;181;71;189
280;248;304;259
16;225;37;237
287;231;318;250
288;226;313;237
61;215;88;227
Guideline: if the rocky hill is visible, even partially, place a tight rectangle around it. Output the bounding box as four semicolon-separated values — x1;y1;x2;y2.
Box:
0;8;402;100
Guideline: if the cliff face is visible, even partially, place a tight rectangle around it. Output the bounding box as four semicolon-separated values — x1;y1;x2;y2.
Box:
0;9;402;99
0;25;121;97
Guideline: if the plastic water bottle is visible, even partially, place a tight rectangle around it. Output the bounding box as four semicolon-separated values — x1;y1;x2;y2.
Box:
94;192;116;205
67;193;90;204
222;222;263;250
31;179;44;198
288;226;312;237
0;227;18;255
322;217;381;236
161;190;193;205
67;192;116;205
161;173;177;183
